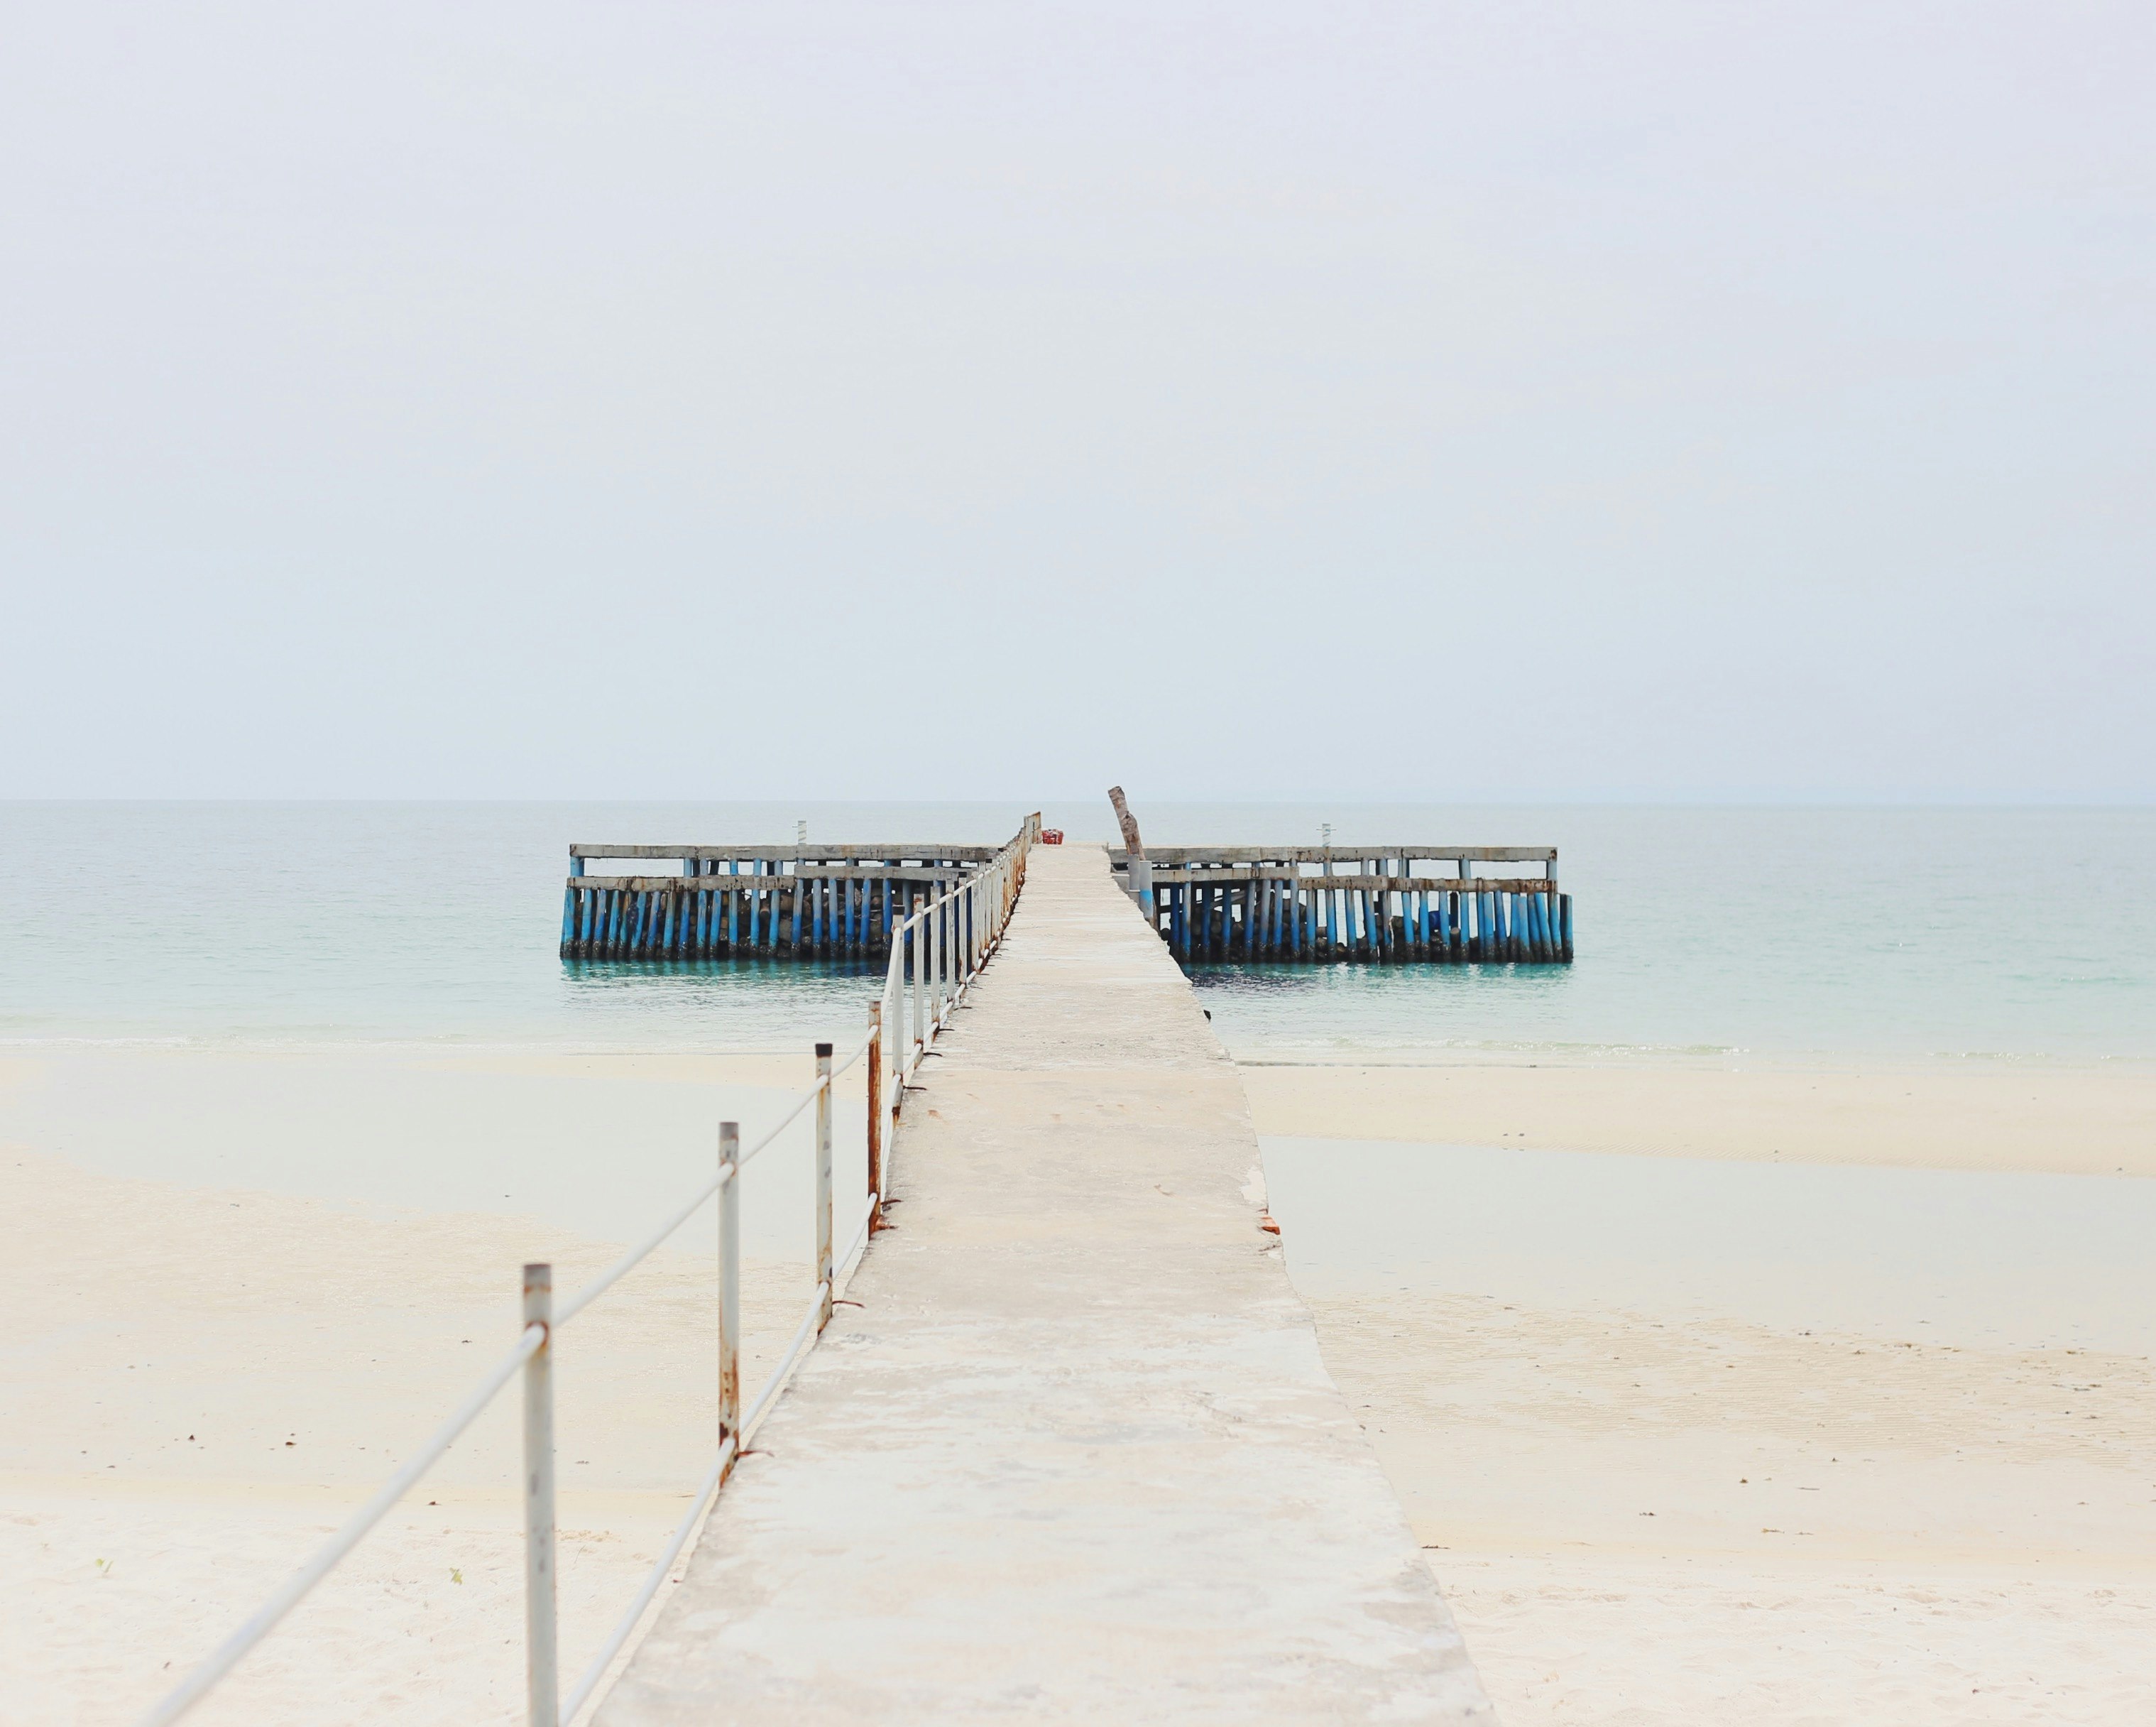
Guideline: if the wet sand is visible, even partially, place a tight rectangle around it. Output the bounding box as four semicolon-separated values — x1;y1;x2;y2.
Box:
1260;1118;2155;1726
1240;1056;2156;1177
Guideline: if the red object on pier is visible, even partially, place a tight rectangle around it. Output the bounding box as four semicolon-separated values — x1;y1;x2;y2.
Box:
1039;829;1064;845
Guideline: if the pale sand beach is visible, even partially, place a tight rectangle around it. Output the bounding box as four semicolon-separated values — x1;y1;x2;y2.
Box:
1240;1057;2156;1179
0;1053;855;1727
1310;1287;2154;1726
1242;1059;2155;1723
7;1048;2153;1723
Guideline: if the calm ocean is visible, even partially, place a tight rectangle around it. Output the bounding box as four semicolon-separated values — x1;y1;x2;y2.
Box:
4;801;2152;1064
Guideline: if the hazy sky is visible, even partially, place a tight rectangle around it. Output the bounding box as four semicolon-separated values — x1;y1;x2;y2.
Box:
4;3;2150;800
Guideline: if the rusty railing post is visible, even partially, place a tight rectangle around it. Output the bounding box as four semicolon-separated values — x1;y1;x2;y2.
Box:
717;1122;740;1466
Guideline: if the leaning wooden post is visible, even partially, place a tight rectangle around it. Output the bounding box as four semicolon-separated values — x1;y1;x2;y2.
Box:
1107;785;1155;922
865;1001;884;1230
814;1042;834;1329
522;1263;558;1727
716;1123;740;1464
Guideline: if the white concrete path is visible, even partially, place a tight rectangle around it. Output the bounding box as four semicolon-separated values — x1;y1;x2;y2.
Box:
598;844;1495;1724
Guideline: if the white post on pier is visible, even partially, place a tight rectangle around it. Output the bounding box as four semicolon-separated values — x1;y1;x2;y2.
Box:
814;1042;834;1330
521;1263;558;1727
929;895;944;1026
865;1002;885;1232
910;902;926;1069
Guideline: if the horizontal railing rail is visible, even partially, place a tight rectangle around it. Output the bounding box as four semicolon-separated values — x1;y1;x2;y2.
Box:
1139;869;1556;893
571;843;1005;863
574;865;967;891
1108;844;1558;866
141;815;1039;1727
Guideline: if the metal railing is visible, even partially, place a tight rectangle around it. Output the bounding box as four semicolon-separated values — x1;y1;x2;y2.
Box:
140;817;1037;1727
868;816;1036;1222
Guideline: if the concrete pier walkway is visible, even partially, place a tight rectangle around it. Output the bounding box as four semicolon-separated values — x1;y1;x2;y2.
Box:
598;844;1494;1724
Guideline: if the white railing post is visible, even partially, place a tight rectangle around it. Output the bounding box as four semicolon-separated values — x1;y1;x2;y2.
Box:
933;893;946;1023
865;1003;883;1231
889;957;904;1091
522;1263;557;1727
814;1041;833;1329
718;1123;740;1461
910;905;925;1065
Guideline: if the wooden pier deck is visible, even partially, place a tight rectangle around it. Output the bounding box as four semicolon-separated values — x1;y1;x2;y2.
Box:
596;843;1494;1725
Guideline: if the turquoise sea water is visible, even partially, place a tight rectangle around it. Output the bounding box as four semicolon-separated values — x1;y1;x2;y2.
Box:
7;804;2148;1353
4;801;2152;1062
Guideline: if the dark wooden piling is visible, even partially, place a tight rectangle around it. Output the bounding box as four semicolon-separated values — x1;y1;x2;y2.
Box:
559;844;1007;965
1100;840;1571;969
